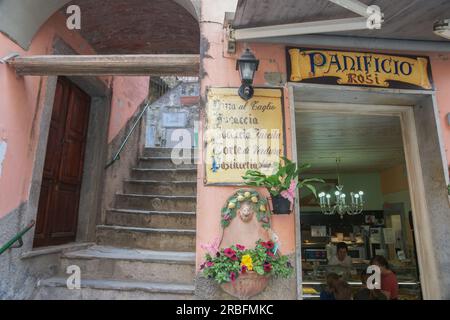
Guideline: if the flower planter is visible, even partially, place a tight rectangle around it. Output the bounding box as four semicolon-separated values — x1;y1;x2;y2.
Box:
270;195;292;215
220;272;270;300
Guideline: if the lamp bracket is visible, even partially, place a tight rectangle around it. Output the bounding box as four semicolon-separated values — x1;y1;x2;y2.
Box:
224;12;237;54
227;27;237;54
238;83;254;101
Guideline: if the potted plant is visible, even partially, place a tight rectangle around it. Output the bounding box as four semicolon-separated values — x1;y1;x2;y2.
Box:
242;157;324;214
201;240;293;299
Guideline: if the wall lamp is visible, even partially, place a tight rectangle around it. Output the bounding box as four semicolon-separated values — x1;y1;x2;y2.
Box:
236;48;259;100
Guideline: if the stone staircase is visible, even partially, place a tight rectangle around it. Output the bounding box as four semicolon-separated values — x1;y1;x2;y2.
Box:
34;148;197;300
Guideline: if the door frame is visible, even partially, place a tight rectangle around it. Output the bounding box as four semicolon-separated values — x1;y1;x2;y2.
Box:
30;75;111;247
288;83;449;300
33;77;92;247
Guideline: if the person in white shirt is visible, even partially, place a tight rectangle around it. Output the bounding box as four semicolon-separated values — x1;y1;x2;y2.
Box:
329;242;352;267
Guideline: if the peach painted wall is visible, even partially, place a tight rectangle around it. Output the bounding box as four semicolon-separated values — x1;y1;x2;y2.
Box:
197;0;296;268
108;76;150;142
198;1;450;271
430;53;450;167
0;12;148;219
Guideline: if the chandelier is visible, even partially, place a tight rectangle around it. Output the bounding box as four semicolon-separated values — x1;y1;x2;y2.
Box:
318;158;364;219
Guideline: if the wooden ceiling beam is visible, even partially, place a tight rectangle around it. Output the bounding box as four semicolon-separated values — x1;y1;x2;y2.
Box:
7;54;200;76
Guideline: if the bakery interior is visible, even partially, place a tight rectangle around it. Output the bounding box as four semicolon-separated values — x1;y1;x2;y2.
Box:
296;112;421;300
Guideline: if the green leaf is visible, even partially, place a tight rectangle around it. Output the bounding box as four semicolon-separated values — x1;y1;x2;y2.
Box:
297;163;311;172
302;183;318;198
254;265;265;275
301;178;325;184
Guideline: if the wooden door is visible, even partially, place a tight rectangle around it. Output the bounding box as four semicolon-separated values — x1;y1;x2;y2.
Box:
34;77;91;247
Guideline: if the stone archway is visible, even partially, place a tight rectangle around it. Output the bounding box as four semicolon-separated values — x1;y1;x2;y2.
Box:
0;0;199;50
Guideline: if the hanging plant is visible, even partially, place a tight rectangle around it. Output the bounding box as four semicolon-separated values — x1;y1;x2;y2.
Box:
242;157;324;214
221;189;271;229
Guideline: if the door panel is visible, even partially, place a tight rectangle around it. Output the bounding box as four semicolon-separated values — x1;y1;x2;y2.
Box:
42;81;66;179
49;185;80;240
34;77;90;248
33;181;51;241
59;140;85;184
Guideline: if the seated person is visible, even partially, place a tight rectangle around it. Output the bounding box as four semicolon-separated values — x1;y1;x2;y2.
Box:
334;279;353;300
329;242;352;267
354;269;387;300
320;273;340;300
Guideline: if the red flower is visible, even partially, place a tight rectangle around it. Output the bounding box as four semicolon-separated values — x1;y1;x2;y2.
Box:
224;248;238;261
267;250;275;258
236;244;245;251
223;214;231;221
263;262;272;273
261;241;275;249
206;261;214;267
241;265;247;274
230;272;237;282
200;262;206;270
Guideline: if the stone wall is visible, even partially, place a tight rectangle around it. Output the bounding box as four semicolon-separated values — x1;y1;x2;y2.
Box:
146;81;200;148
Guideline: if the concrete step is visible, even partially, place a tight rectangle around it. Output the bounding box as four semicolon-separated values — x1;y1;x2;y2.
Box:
96;225;196;252
143;148;198;158
123;180;197;196
137;157;198;169
114;194;196;212
131;168;197;181
106;209;196;229
34;277;195;300
59;246;196;283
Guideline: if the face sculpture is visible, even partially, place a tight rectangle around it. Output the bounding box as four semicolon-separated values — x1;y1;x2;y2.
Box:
238;202;254;223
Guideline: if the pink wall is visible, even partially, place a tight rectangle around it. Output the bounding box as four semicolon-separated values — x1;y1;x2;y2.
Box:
108;76;149;142
0;13;148;219
197;1;296;269
430;53;450;167
198;1;450;270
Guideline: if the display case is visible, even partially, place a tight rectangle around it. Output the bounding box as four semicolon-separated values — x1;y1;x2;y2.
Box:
301;263;421;300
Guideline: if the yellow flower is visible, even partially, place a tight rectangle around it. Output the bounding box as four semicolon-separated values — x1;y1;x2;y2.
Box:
237;195;245;202
241;254;253;271
244;192;251;198
228;202;236;209
251;196;258;203
260;205;266;212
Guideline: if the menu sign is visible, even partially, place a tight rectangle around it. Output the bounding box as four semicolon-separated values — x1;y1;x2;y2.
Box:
205;88;285;185
287;48;433;90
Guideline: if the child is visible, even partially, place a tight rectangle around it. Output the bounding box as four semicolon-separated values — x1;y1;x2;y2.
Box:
334;279;353;300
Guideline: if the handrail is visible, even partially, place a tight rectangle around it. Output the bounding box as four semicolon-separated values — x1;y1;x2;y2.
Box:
0;220;35;256
105;101;152;169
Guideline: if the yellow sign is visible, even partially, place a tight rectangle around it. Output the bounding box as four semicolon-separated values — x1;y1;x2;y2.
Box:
205;88;285;185
288;48;433;90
